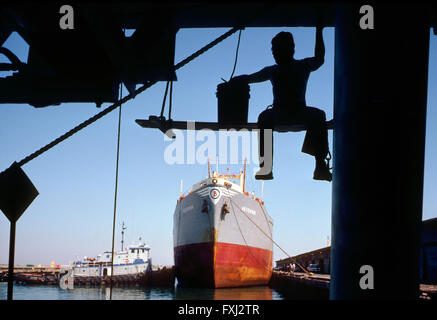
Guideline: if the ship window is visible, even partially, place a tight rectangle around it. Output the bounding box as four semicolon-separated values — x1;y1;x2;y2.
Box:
131;249;134;253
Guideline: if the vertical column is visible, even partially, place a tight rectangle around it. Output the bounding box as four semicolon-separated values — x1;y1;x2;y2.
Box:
331;4;430;299
7;221;16;301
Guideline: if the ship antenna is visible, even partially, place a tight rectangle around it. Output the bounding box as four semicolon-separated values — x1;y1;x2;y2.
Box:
207;157;211;178
180;179;183;197
216;155;219;174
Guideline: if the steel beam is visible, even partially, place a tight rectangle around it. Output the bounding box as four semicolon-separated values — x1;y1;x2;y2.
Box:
330;4;429;299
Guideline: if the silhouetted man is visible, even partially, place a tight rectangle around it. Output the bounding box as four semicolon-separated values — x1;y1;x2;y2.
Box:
231;25;332;181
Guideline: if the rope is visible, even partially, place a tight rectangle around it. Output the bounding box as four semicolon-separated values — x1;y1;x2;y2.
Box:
168;81;173;120
226;194;273;273
16;85;152;167
159;81;171;118
229;29;243;81
109;82;123;300
256;191;272;238
227;196;312;274
159;80;174;121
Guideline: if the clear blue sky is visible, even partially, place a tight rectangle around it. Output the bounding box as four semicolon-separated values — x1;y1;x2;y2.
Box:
1;27;436;266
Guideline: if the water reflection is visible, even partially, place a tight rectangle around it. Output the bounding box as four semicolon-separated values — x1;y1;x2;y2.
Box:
174;286;276;300
214;286;274;300
0;282;283;300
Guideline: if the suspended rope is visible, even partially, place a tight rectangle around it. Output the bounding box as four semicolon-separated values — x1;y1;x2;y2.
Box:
168;80;173;120
227;195;312;275
226;194;273;273
159;80;174;120
229;29;242;81
109;82;123;300
14;3;278;168
159;81;170;119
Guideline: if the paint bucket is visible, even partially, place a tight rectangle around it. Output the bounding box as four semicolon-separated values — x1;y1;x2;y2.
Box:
216;81;250;126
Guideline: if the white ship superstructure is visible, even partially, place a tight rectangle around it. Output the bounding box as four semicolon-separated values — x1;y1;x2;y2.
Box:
72;237;151;277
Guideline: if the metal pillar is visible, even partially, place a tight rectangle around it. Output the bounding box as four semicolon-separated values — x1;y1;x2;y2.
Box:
331;4;430;299
7;221;16;300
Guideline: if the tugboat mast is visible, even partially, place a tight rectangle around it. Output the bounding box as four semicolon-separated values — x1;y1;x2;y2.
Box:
121;222;126;251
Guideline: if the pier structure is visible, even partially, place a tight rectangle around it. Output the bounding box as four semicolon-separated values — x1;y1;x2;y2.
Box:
331;4;430;299
269;271;437;300
276;247;331;274
422;218;437;283
275;217;437;285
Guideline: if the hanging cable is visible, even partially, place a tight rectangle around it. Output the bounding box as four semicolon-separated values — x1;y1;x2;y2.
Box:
159;80;174;121
168;81;173;120
226;195;312;275
160;81;170;119
229;29;243;81
227;195;273;273
109;81;123;300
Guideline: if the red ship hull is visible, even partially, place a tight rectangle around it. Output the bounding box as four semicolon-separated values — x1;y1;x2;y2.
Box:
175;241;272;288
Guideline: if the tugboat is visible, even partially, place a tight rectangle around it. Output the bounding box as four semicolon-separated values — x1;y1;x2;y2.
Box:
70;237;151;278
59;224;152;288
173;160;273;288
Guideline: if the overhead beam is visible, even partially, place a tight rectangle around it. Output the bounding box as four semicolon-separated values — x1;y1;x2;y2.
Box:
135;118;334;132
0;11;13;46
77;4;126;80
173;3;336;28
2;3;436;35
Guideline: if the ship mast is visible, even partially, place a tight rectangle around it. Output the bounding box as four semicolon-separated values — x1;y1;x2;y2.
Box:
261;181;264;201
243;158;247;193
121;222;126;251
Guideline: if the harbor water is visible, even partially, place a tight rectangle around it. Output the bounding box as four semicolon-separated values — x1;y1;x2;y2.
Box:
0;282;284;300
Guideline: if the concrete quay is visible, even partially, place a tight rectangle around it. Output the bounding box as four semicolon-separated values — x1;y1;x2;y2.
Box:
269;271;437;300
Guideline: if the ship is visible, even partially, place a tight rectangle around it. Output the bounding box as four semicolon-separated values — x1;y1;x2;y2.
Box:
58;225;153;288
69;236;151;278
13;225;174;287
173;160;273;288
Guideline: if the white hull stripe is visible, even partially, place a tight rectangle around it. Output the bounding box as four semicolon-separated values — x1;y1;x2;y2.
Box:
195;187;238;198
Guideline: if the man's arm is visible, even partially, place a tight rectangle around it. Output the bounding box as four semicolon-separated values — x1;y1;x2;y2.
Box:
231;66;272;84
314;24;325;66
303;24;325;72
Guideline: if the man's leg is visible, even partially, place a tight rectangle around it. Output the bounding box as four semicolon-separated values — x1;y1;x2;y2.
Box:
299;107;332;181
256;109;276;180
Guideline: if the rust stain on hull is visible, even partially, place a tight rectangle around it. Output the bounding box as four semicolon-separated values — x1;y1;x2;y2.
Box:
175;241;272;288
